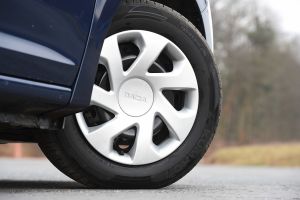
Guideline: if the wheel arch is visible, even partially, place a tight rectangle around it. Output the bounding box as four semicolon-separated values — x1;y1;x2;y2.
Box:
153;0;206;38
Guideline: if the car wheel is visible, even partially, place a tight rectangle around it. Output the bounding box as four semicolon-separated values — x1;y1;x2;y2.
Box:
39;0;221;188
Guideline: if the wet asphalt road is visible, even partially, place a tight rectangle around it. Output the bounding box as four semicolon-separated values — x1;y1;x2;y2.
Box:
0;159;299;200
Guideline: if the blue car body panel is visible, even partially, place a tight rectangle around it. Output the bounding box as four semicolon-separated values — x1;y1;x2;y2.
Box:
0;0;120;116
0;0;95;86
63;0;121;116
0;75;71;113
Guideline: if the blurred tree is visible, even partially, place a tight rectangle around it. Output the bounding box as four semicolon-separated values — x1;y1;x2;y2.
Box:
211;0;300;144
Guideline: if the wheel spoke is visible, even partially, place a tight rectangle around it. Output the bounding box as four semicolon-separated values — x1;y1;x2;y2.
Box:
85;116;135;157
100;35;124;90
127;32;169;76
90;85;120;114
155;93;196;141
130;114;160;164
147;60;198;91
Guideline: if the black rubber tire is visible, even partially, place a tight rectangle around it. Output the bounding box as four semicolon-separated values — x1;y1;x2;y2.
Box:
38;0;221;189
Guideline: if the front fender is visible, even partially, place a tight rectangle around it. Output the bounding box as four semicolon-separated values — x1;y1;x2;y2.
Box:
196;0;214;51
48;0;121;117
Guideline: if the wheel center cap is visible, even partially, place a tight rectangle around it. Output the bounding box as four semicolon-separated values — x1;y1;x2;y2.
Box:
118;78;154;117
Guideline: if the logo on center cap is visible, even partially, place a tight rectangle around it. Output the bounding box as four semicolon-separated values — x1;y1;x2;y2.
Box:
124;92;147;103
118;78;153;116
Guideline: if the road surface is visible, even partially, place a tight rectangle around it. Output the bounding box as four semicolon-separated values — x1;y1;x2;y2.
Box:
0;159;299;200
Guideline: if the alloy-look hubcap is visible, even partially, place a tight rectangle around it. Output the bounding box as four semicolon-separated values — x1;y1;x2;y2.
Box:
76;30;199;165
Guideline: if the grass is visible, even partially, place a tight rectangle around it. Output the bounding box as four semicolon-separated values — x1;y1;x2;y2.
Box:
205;143;300;167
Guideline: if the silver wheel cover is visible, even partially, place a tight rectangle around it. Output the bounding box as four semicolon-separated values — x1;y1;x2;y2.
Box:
76;30;199;165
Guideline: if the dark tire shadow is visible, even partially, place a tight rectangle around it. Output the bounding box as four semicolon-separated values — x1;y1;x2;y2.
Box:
0;180;190;190
0;180;85;190
0;180;197;191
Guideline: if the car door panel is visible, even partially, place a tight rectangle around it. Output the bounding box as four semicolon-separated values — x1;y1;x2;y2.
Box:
0;0;121;115
0;0;95;86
